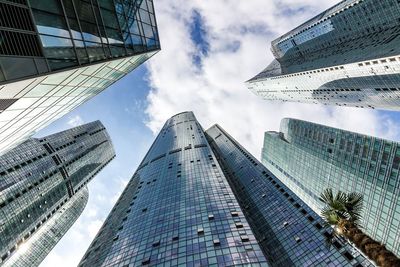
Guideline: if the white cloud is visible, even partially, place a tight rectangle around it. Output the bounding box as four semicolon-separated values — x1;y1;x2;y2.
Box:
38;1;400;266
145;0;400;157
66;115;84;127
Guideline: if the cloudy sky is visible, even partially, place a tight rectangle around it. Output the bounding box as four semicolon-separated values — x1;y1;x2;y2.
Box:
39;0;400;266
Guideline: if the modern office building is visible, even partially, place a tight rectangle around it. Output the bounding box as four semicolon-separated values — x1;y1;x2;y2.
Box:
79;112;370;267
262;118;400;257
0;0;160;154
2;187;89;267
246;0;400;111
0;121;115;266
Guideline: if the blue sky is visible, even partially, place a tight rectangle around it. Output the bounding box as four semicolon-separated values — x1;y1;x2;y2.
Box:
37;66;157;266
39;0;400;266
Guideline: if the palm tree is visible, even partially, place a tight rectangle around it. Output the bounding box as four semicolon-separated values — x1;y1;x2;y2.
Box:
319;188;400;267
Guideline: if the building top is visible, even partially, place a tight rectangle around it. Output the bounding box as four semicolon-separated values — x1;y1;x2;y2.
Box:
249;0;400;80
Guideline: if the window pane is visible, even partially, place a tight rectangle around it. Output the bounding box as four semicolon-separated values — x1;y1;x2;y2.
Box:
33;10;70;38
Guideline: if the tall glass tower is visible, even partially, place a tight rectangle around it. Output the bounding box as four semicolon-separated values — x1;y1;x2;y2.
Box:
262;118;400;257
0;121;115;266
79;112;370;267
0;0;160;154
246;0;400;111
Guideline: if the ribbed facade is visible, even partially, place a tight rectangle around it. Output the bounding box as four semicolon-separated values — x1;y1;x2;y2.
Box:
262;118;400;257
206;124;371;267
0;0;160;155
246;0;400;111
0;121;115;266
79;112;370;267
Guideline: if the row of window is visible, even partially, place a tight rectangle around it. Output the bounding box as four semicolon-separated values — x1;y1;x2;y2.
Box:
275;0;363;46
0;152;47;176
264;54;400;81
1;197;69;262
212;127;363;265
0;169;58;209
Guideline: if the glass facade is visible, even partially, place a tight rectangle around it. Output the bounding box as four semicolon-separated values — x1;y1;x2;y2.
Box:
0;121;115;265
246;0;400;111
79;112;370;267
206;124;371;267
0;0;159;82
0;0;160;155
262;118;400;258
79;112;268;267
2;186;88;267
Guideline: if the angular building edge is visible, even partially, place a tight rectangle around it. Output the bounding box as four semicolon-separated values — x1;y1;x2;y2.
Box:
0;120;115;265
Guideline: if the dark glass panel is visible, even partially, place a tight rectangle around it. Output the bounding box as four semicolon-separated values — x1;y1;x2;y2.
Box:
97;0;114;10
0;67;5;82
73;0;96;24
105;28;124;45
34;58;49;73
100;8;120;29
62;0;77;18
73;40;89;63
80;21;101;42
68;18;83;40
30;0;64;14
116;12;128;32
85;41;106;61
0;57;38;80
39;35;77;68
32;10;70;38
109;46;126;57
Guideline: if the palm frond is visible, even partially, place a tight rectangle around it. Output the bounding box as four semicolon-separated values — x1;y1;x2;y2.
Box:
319;188;365;227
346;192;363;211
321;207;340;226
319;188;334;205
334;190;347;205
345;192;364;223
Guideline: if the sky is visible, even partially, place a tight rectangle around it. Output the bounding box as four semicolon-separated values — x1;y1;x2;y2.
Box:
39;0;400;266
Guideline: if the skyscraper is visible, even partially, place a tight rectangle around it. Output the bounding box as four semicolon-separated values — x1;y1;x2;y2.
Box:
2;187;89;267
262;118;400;257
0;0;160;154
0;121;115;266
79;112;370;267
246;0;400;110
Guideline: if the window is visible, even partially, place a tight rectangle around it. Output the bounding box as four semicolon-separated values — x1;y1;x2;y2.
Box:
240;235;249;242
231;211;239;217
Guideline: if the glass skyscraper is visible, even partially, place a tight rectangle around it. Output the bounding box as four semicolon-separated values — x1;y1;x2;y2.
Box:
0;0;160;154
79;112;370;267
262;118;400;258
0;120;115;266
2;187;88;267
246;0;400;111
